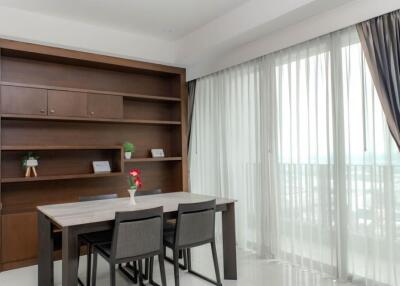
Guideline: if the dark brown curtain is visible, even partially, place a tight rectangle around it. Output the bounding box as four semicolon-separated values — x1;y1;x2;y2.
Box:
357;10;400;150
187;80;196;148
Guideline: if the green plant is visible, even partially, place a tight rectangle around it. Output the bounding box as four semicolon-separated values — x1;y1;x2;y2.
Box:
123;142;135;153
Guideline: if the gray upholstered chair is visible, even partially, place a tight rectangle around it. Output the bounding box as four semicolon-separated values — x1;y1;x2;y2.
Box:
77;194;118;286
92;207;167;286
121;188;164;282
162;200;221;286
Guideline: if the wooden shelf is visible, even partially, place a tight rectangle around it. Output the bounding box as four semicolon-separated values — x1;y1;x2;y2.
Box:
1;172;124;183
125;157;182;163
1;114;182;125
0;81;181;103
1;145;122;151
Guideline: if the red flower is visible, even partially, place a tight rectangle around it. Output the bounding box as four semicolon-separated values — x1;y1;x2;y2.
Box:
134;178;142;188
129;169;140;177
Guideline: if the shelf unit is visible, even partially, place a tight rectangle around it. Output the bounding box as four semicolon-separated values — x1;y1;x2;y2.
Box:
1;172;123;183
124;157;182;163
1;145;124;183
0;39;187;271
1;114;181;125
0;81;181;102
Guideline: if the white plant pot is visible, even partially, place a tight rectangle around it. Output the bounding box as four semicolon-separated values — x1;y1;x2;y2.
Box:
128;189;137;205
124;152;132;159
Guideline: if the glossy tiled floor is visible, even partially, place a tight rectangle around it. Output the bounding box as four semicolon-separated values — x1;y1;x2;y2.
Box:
0;245;355;286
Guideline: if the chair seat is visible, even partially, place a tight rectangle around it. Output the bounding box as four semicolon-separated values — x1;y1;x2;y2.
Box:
80;231;113;245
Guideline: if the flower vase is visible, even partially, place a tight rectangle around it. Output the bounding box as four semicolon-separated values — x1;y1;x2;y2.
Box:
128;188;137;205
125;152;132;159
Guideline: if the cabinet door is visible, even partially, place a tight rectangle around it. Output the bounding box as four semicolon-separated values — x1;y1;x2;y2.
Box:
1;212;37;263
48;90;87;117
87;93;123;119
1;86;47;115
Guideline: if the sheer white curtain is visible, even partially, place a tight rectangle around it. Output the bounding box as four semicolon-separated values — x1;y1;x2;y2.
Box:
189;26;400;285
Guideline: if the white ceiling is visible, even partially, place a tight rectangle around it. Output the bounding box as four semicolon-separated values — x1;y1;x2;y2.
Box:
0;0;249;40
0;0;398;80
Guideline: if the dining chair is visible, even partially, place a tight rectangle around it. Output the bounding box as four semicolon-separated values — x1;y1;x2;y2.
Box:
77;193;118;286
162;199;222;286
121;188;176;283
92;207;167;286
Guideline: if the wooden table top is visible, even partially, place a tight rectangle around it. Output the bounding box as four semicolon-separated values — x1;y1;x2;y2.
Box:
37;192;235;227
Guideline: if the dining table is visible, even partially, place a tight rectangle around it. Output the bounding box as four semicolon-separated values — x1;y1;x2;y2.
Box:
37;192;237;286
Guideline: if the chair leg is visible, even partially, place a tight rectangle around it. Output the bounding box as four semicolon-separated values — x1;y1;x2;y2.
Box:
149;257;154;283
86;245;92;286
144;258;150;280
159;254;167;286
110;264;116;286
173;249;180;286
187;248;192;271
92;252;98;286
138;259;144;285
183;249;188;270
211;242;222;286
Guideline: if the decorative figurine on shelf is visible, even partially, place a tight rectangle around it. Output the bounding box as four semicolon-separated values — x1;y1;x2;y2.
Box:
22;152;39;178
128;168;142;205
123;142;135;160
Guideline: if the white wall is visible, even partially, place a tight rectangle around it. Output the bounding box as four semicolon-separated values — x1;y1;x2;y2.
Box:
186;0;400;80
0;6;177;66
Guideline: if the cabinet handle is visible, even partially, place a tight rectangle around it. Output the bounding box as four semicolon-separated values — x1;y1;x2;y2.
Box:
50;109;55;114
90;111;95;116
40;109;45;114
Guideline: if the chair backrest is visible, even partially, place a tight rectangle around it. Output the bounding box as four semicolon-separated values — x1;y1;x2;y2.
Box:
110;207;163;262
79;193;118;202
175;200;216;248
135;188;162;197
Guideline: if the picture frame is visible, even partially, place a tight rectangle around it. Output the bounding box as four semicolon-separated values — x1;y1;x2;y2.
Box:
92;161;111;173
151;148;165;158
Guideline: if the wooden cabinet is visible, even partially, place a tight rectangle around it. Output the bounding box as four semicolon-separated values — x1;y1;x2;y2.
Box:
87;93;123;119
48;90;87;117
1;86;47;115
1;212;37;264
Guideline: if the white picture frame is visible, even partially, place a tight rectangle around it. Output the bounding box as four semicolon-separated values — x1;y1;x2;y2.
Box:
92;161;111;173
151;148;165;158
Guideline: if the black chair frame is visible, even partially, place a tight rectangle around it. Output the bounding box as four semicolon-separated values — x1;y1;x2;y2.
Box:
92;207;167;286
162;200;222;286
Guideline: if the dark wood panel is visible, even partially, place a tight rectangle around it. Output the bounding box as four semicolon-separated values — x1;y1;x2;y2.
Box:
0;38;187;271
48;90;87;117
88;93;123;119
2;149;122;178
2;56;176;98
0;39;185;75
2;120;181;158
1;86;47;115
123;99;180;121
1;212;37;263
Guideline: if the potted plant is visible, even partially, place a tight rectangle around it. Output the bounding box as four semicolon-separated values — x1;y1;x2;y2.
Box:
128;168;142;205
123;142;135;159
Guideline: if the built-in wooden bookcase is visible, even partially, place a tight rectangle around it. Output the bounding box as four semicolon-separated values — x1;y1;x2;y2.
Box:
0;40;187;271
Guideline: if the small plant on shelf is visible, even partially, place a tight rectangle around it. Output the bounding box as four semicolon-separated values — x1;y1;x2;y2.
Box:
123;142;135;159
127;168;142;205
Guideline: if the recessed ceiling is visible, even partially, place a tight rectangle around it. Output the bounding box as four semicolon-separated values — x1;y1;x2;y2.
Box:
0;0;249;40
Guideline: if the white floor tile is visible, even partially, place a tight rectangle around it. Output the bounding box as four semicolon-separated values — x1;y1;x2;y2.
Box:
0;245;356;286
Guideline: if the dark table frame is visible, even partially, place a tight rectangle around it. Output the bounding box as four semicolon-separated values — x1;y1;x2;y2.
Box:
37;202;237;286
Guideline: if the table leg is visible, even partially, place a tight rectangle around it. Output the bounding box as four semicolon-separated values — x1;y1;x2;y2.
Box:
222;202;237;280
38;212;54;286
62;226;79;286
